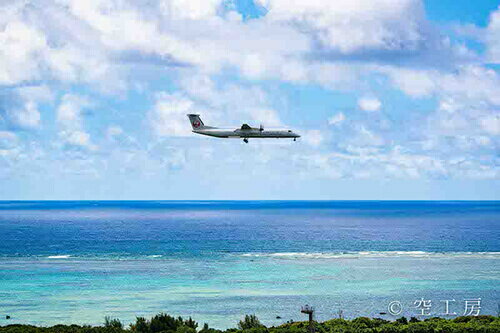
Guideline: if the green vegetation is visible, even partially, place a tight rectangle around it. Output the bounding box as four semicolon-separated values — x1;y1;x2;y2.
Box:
1;313;499;333
238;315;265;330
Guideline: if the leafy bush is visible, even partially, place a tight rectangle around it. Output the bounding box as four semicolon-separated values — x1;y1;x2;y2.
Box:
238;315;265;330
1;313;499;333
105;317;124;329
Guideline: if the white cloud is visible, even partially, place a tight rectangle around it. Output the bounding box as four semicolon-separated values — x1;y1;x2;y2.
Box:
384;65;500;104
0;86;53;130
292;153;344;179
160;0;223;20
104;125;138;149
178;73;286;128
106;125;124;139
401;66;500;146
180;73;267;111
0;131;18;149
150;93;197;137
0;131;22;170
355;125;385;146
56;94;96;150
0;20;46;85
249;109;281;127
149;85;281;138
7;101;41;129
0;0;497;186
59;130;92;148
0;0;477;96
292;143;497;180
57;94;89;129
0;2;121;92
374;63;499;175
438;97;461;113
382;66;436;97
258;0;426;53
148;142;187;170
302;130;323;147
358;97;382;111
480;115;500;135
328;112;345;125
16;86;55;103
486;6;500;63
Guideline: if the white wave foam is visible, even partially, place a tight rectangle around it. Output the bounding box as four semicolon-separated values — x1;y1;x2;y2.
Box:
148;255;162;258
241;251;500;259
47;255;72;259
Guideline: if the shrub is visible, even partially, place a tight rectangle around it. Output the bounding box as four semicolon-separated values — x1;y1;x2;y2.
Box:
238;315;265;330
105;317;124;329
1;313;499;333
396;317;408;325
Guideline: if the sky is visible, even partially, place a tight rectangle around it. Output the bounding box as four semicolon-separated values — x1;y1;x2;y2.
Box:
0;0;499;200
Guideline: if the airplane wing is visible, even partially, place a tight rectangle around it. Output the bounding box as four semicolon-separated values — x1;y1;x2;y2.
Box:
241;124;252;130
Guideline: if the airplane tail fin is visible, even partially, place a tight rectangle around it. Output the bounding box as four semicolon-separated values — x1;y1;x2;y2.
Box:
187;114;205;130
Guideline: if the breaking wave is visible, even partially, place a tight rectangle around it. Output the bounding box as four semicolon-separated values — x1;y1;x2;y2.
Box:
240;251;500;259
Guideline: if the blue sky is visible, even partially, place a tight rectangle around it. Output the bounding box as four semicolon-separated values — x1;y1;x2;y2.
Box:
0;0;499;200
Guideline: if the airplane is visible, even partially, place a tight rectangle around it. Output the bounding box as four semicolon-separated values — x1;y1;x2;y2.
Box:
187;114;300;143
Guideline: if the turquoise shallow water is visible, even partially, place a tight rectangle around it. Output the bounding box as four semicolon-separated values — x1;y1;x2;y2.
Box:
0;201;498;328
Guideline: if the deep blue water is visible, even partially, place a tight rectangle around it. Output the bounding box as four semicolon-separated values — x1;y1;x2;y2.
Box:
0;201;498;328
1;201;499;257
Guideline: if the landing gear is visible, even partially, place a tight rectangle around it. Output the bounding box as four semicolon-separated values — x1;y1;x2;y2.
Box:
293;138;297;141
243;138;249;143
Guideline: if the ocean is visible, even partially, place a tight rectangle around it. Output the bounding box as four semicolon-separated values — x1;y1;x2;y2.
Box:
0;201;498;328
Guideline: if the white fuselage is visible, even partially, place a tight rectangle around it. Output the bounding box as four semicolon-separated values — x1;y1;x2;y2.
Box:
193;127;301;139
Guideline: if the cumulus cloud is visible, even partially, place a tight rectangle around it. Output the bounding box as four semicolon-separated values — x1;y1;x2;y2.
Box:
358;97;382;112
0;0;482;95
257;0;427;54
0;7;115;89
383;65;500;104
0;0;468;97
149;88;283;137
302;130;324;147
57;94;89;128
0;86;53;130
56;94;96;150
328;112;345;125
382;63;500;161
0;0;480;95
160;0;224;20
148;141;187;170
479;115;500;135
249;109;281;127
293;144;497;180
0;0;498;188
59;130;92;148
178;73;289;128
0;131;17;149
106;125;123;139
7;101;41;129
486;6;500;63
354;125;385;146
150;93;197;137
0;20;46;85
0;131;21;172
